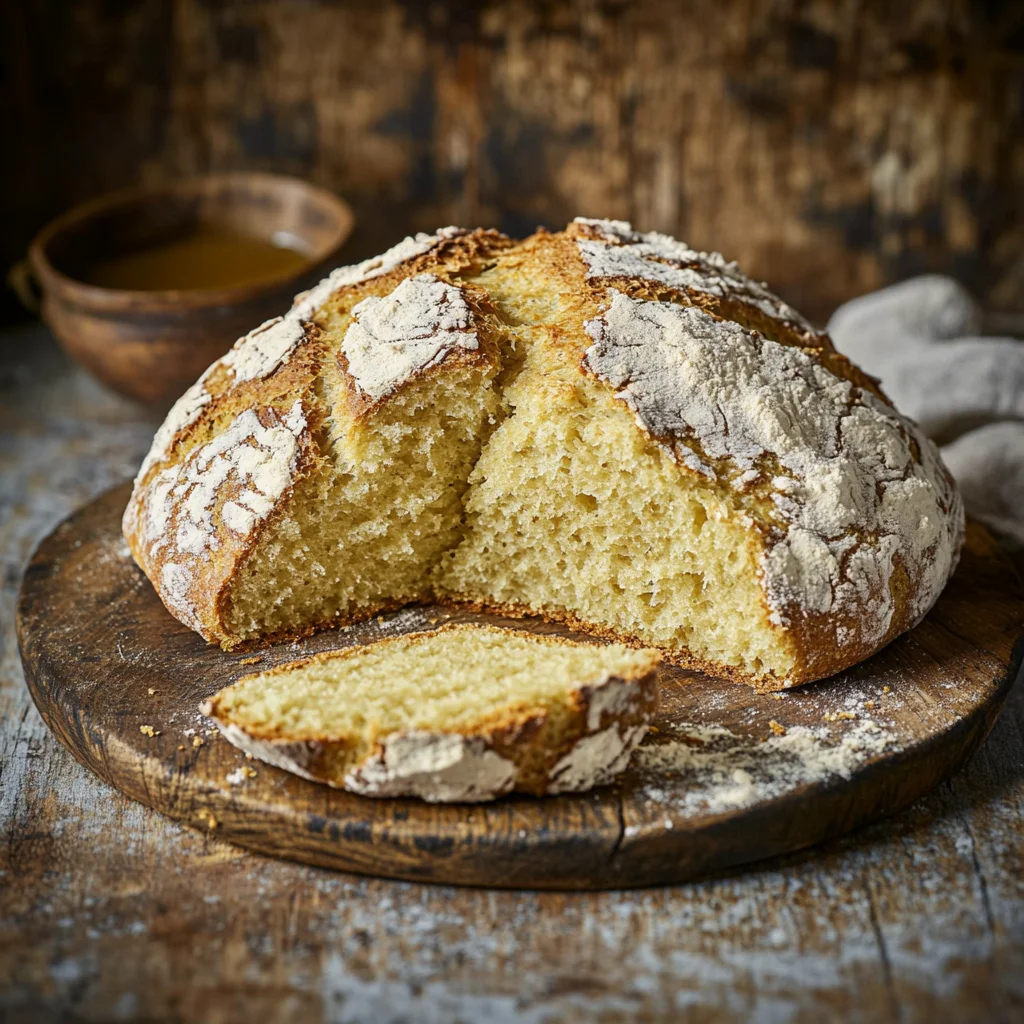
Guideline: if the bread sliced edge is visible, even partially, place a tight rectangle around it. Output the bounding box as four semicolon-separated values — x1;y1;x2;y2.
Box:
201;626;662;802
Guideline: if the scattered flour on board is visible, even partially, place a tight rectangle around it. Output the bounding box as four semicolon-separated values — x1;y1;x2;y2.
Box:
633;719;897;818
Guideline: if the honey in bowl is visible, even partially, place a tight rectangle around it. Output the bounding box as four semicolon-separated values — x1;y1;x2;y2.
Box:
82;226;313;291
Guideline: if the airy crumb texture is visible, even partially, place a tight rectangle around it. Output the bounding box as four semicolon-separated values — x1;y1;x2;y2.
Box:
203;624;661;801
227;363;501;641
436;355;791;680
126;220;963;689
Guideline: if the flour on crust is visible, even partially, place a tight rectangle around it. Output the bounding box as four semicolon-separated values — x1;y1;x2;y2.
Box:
131;400;308;632
131;228;467;485
130;319;312;487
344;732;517;802
134;375;214;483
547;723;648;794
210;721;323;783
222;316;307;384
342;274;479;402
572;217;816;335
291;226;467;320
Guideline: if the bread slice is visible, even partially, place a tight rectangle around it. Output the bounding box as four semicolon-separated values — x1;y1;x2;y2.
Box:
201;623;661;802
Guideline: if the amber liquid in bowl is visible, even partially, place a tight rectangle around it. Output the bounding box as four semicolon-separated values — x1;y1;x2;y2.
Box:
82;226;312;291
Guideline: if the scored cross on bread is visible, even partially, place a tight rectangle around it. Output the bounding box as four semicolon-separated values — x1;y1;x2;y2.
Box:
124;219;963;690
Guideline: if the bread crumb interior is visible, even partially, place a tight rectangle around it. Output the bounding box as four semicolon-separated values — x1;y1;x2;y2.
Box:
214;625;653;741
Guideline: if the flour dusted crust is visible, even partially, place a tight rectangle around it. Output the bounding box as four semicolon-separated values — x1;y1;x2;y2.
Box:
290;226;469;320
580;287;962;682
128;226;507;485
570;217;818;336
201;626;661;802
126;218;964;687
342;274;480;403
124;395;315;634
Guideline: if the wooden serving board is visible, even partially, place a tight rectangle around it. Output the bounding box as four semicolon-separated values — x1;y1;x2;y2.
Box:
17;483;1024;890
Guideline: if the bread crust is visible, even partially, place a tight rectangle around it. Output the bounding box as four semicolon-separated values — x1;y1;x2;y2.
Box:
123;325;327;642
201;624;661;801
126;220;965;689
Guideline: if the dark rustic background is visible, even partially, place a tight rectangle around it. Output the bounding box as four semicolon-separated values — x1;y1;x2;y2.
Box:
3;0;1024;324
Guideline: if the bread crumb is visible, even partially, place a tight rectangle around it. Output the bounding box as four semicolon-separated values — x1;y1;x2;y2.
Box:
196;809;218;829
192;736;204;748
177;744;185;751
377;615;386;624
239;656;262;665
882;685;891;694
226;766;257;785
771;693;784;700
769;720;786;736
139;725;159;737
863;700;876;710
147;688;155;696
244;752;254;760
824;710;857;722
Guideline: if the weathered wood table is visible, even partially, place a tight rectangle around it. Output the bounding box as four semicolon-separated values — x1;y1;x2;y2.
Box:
2;327;1022;1022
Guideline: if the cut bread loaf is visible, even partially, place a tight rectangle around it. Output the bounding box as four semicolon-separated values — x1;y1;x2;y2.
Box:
201;624;661;801
125;219;964;690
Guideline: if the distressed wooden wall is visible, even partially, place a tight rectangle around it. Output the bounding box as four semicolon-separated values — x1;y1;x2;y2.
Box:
4;0;1023;322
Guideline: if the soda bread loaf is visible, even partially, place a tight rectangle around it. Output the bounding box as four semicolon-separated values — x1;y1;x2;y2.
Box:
124;219;964;690
201;624;661;801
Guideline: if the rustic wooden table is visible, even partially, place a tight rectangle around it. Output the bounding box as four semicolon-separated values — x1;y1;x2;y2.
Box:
1;326;1022;1023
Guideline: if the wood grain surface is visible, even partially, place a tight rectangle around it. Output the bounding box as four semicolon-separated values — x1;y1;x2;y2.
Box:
3;329;1024;1020
4;0;1024;330
16;471;1024;890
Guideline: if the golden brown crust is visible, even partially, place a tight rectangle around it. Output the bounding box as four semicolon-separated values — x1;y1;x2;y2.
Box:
123;325;327;642
308;227;515;334
542;225;961;689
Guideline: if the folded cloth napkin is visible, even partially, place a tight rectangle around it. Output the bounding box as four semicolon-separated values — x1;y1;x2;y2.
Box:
828;276;1024;545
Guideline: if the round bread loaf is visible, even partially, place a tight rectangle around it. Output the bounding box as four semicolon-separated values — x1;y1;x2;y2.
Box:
123;219;964;690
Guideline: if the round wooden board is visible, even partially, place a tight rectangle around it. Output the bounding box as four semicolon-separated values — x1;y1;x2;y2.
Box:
17;484;1024;890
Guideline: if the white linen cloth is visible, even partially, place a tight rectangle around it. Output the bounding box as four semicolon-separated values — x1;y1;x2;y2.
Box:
828;276;1024;545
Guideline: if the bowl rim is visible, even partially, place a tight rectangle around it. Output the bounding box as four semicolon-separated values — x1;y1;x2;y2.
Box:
28;172;355;313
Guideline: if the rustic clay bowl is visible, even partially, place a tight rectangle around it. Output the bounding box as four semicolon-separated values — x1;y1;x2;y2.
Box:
29;173;354;407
